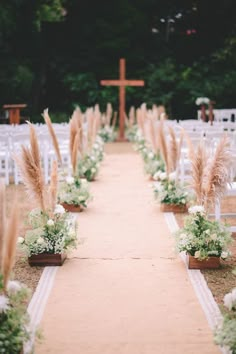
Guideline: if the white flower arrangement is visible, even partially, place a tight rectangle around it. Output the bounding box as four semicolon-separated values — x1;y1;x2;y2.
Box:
224;288;236;311
154;179;188;206
195;97;210;105
58;176;91;207
0;274;31;353
0;294;9;313
77;139;104;181
215;287;236;352
126;124;138;142
175;205;233;260
99;125;116;142
142;148;165;178
188;205;205;216
18;205;77;257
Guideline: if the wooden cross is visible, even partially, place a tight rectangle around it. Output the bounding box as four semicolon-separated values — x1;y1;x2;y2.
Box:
101;58;144;141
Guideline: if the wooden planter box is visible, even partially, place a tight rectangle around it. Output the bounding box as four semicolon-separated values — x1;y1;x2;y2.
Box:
187;255;220;269
61;202;83;213
28;253;66;267
160;203;187;213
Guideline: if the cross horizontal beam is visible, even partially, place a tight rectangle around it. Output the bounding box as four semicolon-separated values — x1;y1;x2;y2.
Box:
101;80;144;87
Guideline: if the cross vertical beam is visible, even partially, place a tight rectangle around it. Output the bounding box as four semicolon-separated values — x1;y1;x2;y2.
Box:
119;59;126;140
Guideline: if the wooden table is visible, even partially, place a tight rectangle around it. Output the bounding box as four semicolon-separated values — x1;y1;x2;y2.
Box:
3;104;27;124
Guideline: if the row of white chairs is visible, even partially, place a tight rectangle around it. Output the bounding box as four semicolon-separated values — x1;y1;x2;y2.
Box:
0;127;71;185
197;109;236;122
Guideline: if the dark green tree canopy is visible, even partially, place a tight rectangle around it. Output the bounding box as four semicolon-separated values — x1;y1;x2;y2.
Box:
0;0;235;120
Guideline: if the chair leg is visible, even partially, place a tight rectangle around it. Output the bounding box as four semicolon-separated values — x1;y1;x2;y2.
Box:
215;199;221;220
5;156;9;185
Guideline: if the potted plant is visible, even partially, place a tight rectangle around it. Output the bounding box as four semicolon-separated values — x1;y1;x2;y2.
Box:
175;205;232;268
215;287;236;353
43;108;94;211
15;123;77;266
58;176;91;212
19;204;77;266
77;153;101;181
144;150;165;179
0;182;32;353
125;106;138;142
69;107;104;181
154;173;188;212
99;125;116;142
175;136;233;269
98;103;117;142
153;121;186;211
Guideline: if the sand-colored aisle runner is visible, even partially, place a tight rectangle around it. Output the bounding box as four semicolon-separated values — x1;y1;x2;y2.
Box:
36;143;219;354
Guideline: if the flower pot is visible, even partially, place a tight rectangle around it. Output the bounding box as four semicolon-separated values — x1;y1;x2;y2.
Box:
187;255;220;269
160;203;187;213
61;202;83;213
28;253;67;266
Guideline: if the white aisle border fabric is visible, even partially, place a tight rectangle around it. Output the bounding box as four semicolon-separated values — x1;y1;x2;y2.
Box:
164;212;228;354
24;214;78;353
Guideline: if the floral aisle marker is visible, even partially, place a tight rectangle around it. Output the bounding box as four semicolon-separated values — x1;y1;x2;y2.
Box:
0;181;33;353
126;106;138;142
175;135;233;269
134;111;165;179
154;121;189;212
215;287;236;353
98;103;117;142
15;122;77;266
75;106;104;181
43;108;92;212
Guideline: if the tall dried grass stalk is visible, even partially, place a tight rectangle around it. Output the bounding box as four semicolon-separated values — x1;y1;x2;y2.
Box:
2;199;19;290
15;126;46;211
177;128;185;162
106;103;112;126
136;109;145;135
190;141;207;204
158;121;169;175
70;117;79;163
185;132;195;161
112;112;117;127
0;181;6;270
72;133;79;175
49;160;58;211
168;126;178;171
129;106;135;126
203;135;232;209
27;122;41;170
42;109;62;164
149;119;158;154
125;113;129;128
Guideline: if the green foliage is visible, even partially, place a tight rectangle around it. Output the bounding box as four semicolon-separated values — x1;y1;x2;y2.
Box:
20;206;77;256
37;0;65;23
98;126;117;142
154;179;188;206
0;1;235;119
58;177;91;207
0;275;31;354
215;317;236;353
77;139;104;181
175;208;233;260
144;59;179;110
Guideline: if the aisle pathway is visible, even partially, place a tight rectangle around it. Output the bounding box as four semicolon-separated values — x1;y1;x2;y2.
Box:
36;143;219;354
